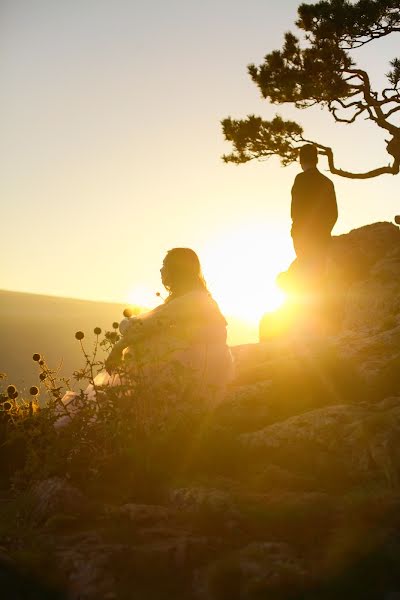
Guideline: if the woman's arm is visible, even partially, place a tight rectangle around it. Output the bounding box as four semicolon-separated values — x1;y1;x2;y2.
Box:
104;308;166;373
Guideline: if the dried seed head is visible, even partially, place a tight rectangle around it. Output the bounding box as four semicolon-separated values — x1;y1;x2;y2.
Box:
94;327;102;335
106;331;118;342
7;385;16;397
112;322;119;329
39;373;47;381
75;331;84;341
32;353;41;362
3;402;12;411
30;386;39;396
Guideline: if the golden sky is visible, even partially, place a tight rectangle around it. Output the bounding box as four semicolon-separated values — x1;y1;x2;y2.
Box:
1;1;399;341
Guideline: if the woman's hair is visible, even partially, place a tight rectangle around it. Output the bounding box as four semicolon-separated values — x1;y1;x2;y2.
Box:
163;248;208;302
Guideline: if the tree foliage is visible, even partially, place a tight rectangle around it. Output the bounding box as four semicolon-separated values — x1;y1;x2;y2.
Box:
222;0;400;179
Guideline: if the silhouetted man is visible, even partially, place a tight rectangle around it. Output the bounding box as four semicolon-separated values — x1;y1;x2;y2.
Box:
290;144;338;282
264;145;338;339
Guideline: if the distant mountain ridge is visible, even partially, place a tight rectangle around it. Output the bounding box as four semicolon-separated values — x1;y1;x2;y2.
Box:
0;290;127;387
0;289;256;387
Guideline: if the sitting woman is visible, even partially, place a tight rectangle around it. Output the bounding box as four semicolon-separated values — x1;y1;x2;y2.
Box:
56;249;232;428
105;247;233;403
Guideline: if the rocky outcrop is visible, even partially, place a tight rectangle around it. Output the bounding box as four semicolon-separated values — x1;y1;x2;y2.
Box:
330;221;400;286
170;487;236;515
55;532;123;600
30;477;92;524
5;221;400;599
240;400;400;486
195;542;308;600
330;222;400;332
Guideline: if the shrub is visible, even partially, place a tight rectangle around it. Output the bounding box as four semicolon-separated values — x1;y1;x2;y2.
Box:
1;324;217;503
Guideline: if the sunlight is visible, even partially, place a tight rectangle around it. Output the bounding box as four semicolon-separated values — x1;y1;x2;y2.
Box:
126;285;160;313
201;223;294;324
124;224;295;326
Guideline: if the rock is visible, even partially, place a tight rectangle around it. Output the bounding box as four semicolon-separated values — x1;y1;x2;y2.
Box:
372;250;400;280
257;223;400;341
56;532;125;600
194;542;308;599
217;380;272;431
252;464;317;491
241;404;365;450
230;343;274;385
375;396;400;411
332;326;400;394
240;403;400;485
327;223;400;335
330;222;400;284
170;487;235;515
343;277;400;334
130;533;220;571
54;524;220;599
106;503;173;525
226;380;272;406
30;477;91;524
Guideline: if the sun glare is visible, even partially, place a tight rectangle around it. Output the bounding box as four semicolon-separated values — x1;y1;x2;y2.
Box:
201;224;294;324
126;285;160;313
125;225;294;325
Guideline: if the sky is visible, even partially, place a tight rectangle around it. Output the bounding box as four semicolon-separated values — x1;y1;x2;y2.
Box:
1;0;399;337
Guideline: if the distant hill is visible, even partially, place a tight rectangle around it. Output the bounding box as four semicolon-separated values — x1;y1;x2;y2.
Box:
0;290;128;388
0;290;256;388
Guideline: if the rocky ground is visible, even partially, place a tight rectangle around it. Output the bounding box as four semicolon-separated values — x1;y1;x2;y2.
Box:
1;221;400;599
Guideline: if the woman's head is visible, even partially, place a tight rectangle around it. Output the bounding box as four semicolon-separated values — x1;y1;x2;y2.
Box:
161;248;208;299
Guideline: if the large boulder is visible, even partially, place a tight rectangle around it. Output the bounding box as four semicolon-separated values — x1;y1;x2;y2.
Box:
30;477;92;524
329;222;400;334
330;221;400;285
240;401;400;487
342;251;400;333
332;323;400;395
231;339;368;420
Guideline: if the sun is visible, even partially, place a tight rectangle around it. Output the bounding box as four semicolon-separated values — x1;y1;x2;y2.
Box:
200;224;294;324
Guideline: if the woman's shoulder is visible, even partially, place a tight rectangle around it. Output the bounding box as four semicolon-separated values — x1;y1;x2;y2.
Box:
165;289;207;305
160;290;208;312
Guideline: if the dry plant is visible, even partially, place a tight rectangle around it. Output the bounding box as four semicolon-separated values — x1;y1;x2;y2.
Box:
0;317;211;500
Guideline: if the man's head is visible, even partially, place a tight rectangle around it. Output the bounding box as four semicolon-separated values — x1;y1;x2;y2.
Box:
299;144;318;171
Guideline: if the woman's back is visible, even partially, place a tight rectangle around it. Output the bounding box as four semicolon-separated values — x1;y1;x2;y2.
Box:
122;289;233;402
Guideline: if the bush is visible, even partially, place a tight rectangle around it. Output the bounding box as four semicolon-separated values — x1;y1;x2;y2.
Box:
1;325;217;503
